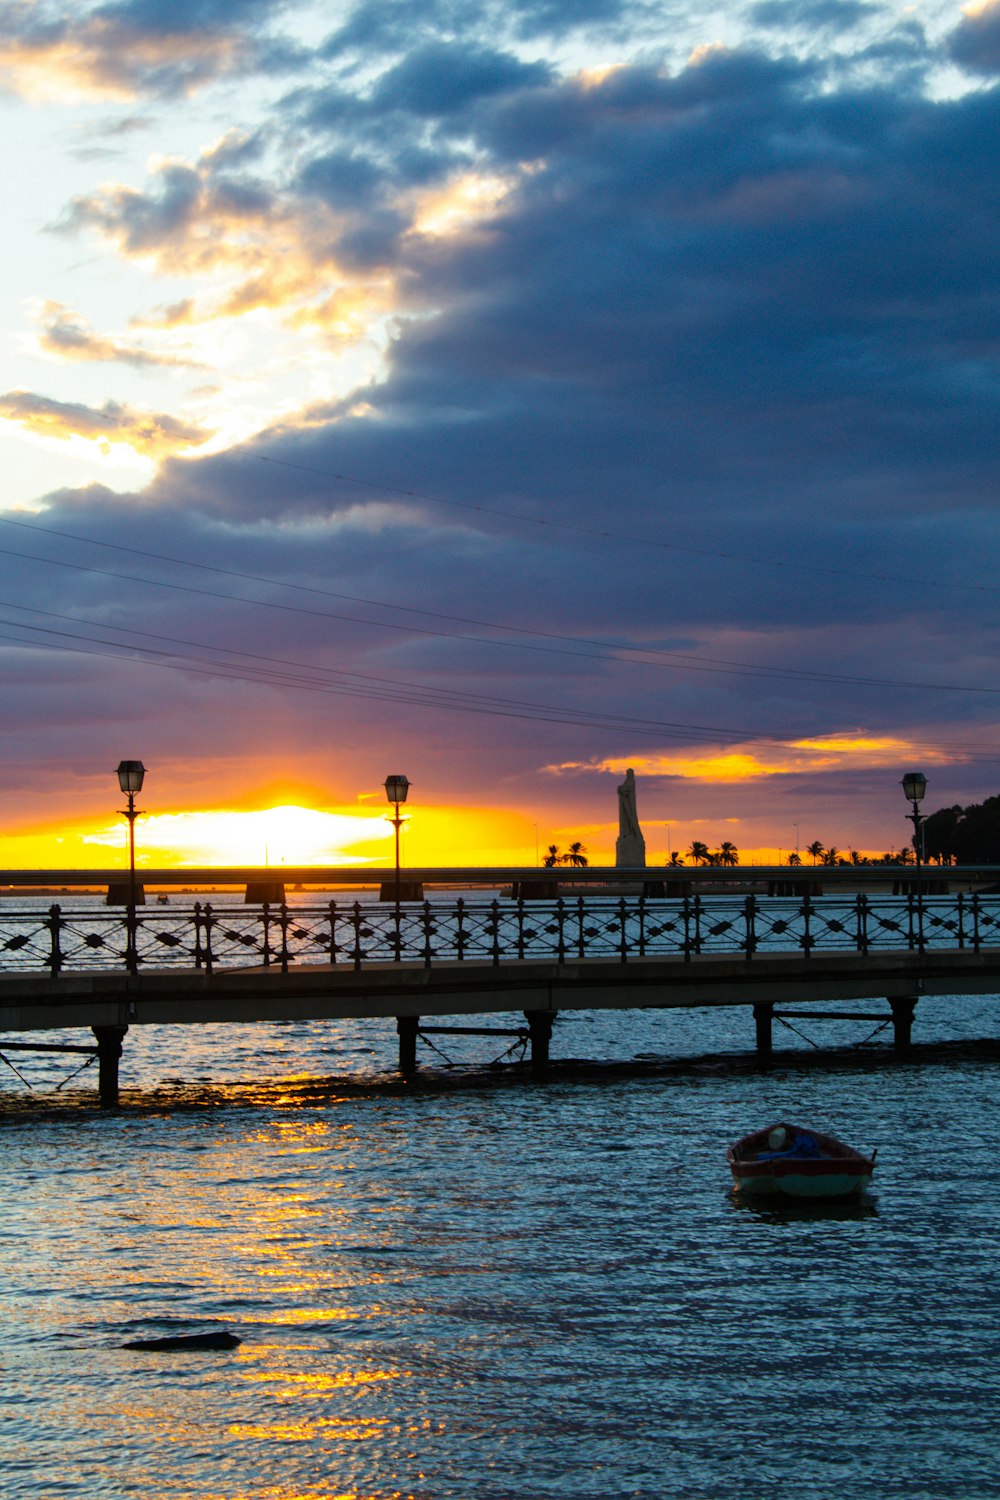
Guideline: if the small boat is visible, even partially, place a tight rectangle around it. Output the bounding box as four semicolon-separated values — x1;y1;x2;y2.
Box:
727;1122;876;1200
156;893;170;904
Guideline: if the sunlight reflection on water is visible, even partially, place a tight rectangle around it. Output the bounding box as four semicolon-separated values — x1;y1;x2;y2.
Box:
3;995;1000;1496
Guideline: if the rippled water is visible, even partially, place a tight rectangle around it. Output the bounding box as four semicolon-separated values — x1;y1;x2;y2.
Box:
4;969;1000;1496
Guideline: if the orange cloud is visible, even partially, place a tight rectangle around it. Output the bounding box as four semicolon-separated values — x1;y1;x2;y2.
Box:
0;20;250;104
0;389;213;459
33;300;205;369
553;734;960;784
409;172;515;239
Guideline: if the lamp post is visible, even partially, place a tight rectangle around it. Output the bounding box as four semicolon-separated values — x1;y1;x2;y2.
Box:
116;760;146;973
384;775;410;959
901;771;927;871
901;771;927;954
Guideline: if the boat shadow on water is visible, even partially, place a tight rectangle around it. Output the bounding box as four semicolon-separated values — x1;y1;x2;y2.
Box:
728;1191;879;1224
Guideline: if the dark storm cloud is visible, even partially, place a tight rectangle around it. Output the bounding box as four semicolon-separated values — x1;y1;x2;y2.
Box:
371;41;553;115
15;19;1000;825
297;151;383;209
749;0;876;32
321;0;635;62
948;1;1000;76
138;40;1000;600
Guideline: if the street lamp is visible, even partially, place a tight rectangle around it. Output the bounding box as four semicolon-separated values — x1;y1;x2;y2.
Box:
116;760;146;973
901;772;927;870
384;775;410;950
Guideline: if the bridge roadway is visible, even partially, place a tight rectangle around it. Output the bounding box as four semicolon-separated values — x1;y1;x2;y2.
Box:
2;871;999;1104
3;943;1000;1104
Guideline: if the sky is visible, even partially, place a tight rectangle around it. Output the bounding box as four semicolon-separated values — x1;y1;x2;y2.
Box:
1;0;999;870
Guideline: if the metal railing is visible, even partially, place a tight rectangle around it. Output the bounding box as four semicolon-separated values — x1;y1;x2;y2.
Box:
1;892;998;977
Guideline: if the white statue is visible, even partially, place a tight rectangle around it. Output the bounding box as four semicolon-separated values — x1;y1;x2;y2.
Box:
618;769;640;839
615;767;646;867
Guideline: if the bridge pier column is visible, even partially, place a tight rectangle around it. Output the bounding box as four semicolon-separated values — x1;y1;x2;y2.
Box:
752;1002;773;1058
524;1010;555;1074
92;1024;128;1107
245;882;285;904
890;996;917;1054
396;1016;419;1078
106;883;145;905
379;881;424;902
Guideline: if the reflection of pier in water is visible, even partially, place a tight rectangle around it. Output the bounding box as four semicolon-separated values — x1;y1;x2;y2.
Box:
2;865;1000;1105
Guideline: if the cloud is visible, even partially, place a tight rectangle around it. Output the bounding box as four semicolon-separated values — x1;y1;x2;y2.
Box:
33;300;206;369
553;736;960;783
371;41;554;116
0;0;298;101
0;390;213;457
61;156;278;268
749;0;876;32
948;1;1000;75
5;15;1000;856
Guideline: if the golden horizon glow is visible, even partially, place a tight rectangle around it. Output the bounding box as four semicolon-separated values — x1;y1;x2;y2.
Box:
0;801;540;870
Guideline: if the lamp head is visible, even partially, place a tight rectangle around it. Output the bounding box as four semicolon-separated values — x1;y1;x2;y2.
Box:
117;760;146;795
901;771;927;804
384;774;410;806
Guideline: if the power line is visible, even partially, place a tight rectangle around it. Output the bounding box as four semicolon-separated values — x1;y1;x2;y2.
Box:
0;516;996;698
1;603;998;759
248;451;1000;599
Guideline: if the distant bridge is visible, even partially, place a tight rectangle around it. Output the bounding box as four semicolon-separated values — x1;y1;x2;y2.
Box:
2;872;999;1105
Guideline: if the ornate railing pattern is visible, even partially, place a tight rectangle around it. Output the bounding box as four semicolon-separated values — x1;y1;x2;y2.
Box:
0;892;998;977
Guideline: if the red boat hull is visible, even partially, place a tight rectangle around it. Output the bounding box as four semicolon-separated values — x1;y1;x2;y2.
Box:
727;1122;875;1199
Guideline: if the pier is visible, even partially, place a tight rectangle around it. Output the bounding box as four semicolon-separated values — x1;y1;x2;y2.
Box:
1;865;999;1103
1;870;1000;1104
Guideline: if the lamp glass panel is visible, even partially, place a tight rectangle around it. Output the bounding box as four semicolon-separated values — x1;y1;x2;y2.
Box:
117;760;146;793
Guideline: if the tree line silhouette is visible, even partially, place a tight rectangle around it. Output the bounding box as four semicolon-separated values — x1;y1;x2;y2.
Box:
918;797;1000;865
674;800;1000;867
543;842;589;867
542;801;1000;869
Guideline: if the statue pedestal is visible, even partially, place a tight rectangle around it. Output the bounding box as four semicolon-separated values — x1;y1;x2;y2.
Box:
615;835;646;868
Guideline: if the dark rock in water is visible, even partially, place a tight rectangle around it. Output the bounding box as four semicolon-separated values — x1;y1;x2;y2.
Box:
121;1331;241;1352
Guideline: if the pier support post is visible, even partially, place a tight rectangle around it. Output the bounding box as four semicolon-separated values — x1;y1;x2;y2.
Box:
512;880;559;900
245;881;285;904
106;883;145;905
524;1009;554;1074
92;1024;128;1107
752;1002;773;1058
890;996;916;1054
396;1015;419;1078
379;881;424;902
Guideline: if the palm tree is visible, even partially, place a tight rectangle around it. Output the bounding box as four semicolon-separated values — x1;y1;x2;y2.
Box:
806;841;825;865
687;840;710;865
821;846;839;865
666;851;686;867
718;841;739;867
787;851;802;867
543;844;561;869
564;841;589;868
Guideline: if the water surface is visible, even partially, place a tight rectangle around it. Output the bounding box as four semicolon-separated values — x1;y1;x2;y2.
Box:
3;988;1000;1497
